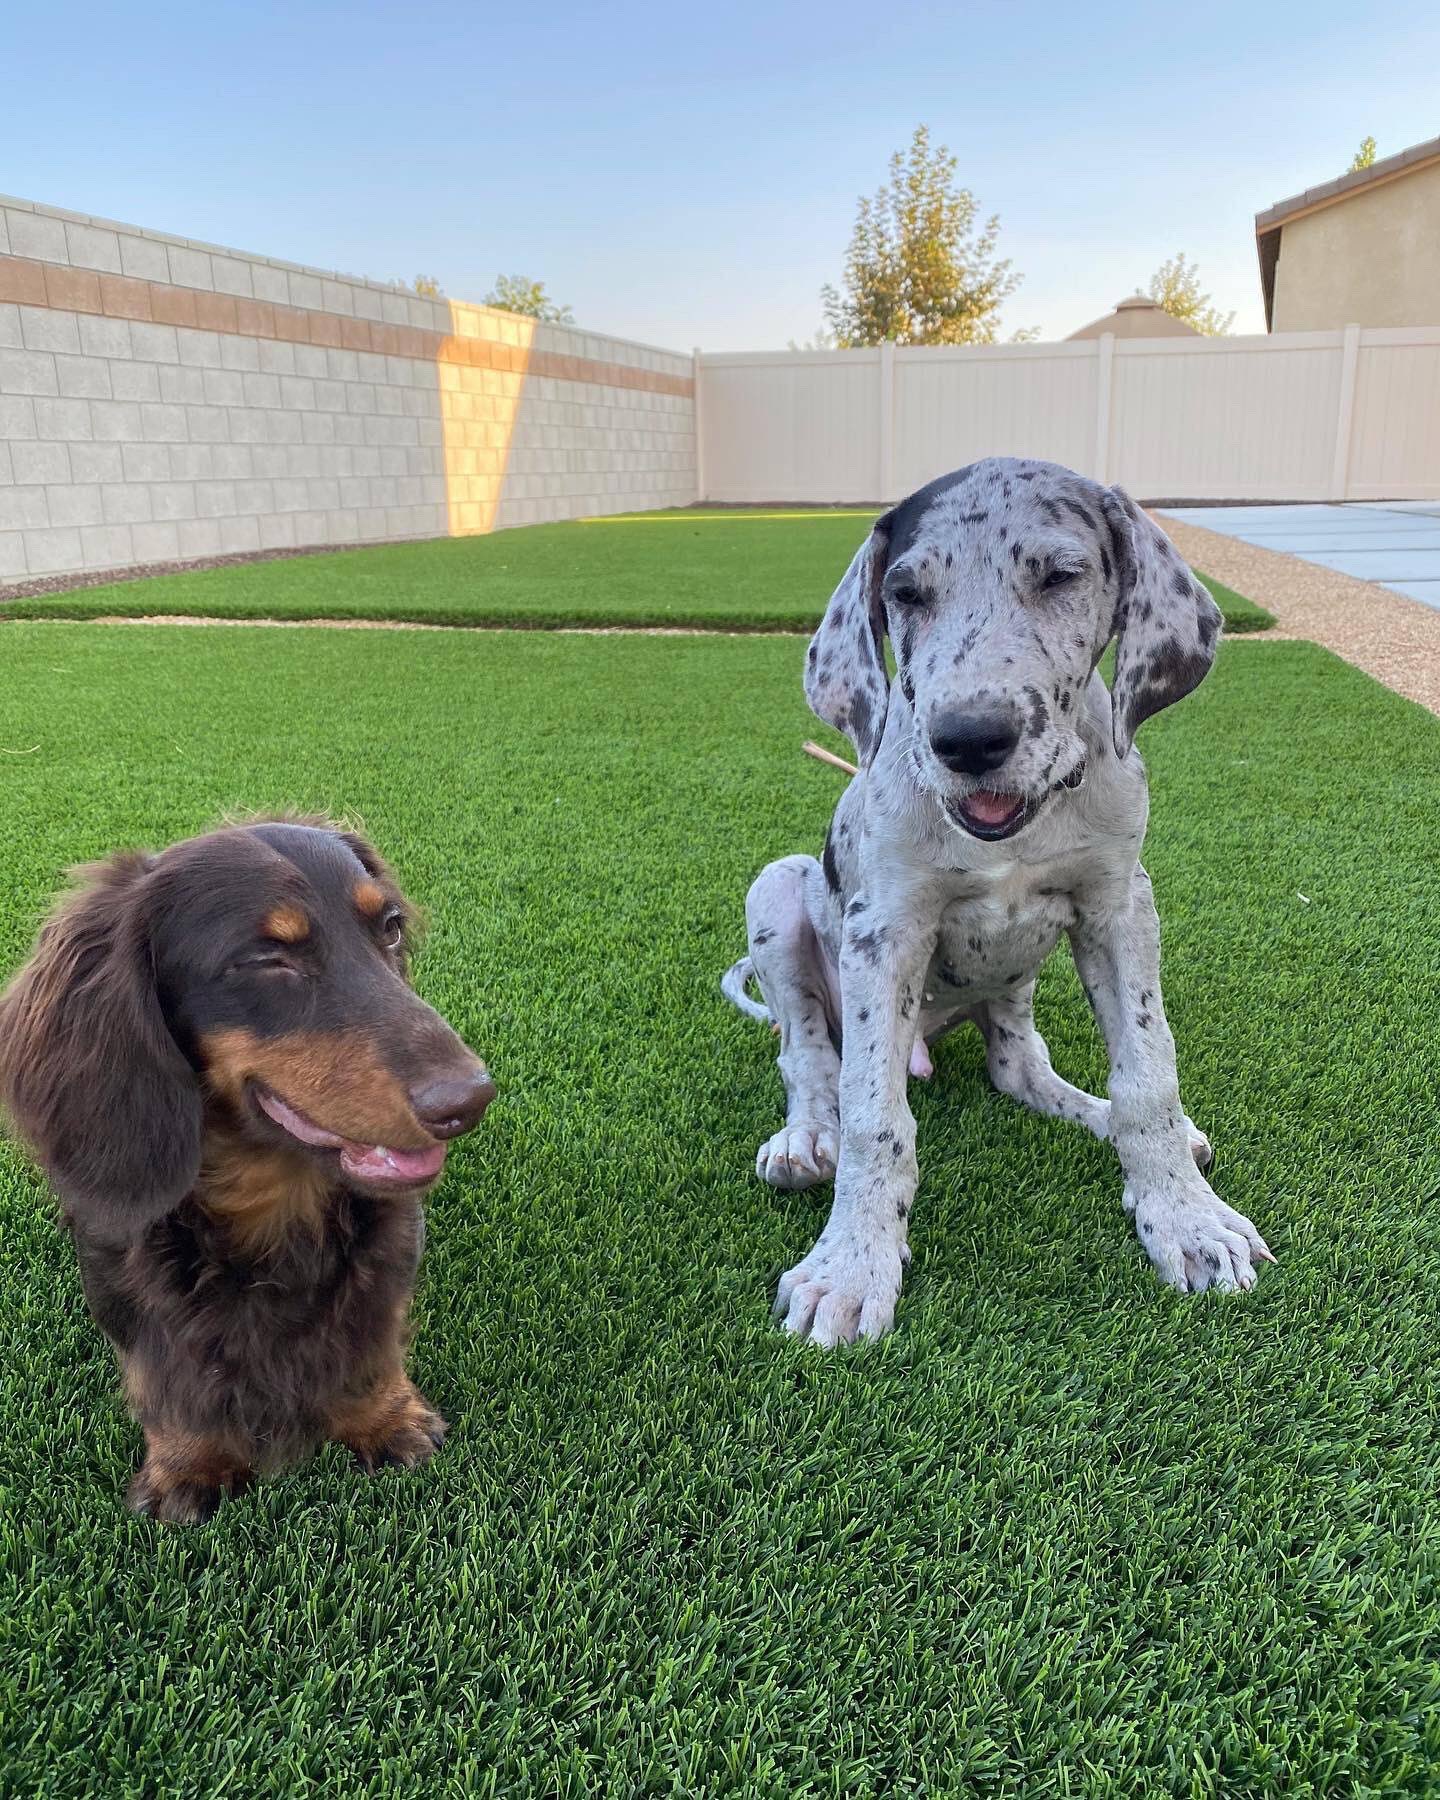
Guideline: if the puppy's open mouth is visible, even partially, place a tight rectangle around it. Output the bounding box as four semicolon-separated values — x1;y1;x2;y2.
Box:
253;1085;446;1188
946;788;1033;841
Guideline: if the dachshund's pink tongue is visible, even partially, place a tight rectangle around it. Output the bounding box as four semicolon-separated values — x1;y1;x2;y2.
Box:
256;1088;445;1185
962;789;1023;827
339;1142;446;1184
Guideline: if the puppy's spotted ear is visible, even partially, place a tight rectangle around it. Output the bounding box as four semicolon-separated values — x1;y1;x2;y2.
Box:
804;520;891;768
1102;486;1222;759
0;854;202;1240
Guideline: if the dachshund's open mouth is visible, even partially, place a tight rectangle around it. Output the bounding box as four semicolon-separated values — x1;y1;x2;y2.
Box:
252;1085;446;1188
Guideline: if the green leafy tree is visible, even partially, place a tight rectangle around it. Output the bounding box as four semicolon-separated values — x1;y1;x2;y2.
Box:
1147;252;1234;336
484;274;575;324
1349;135;1378;172
821;125;1028;346
412;275;444;299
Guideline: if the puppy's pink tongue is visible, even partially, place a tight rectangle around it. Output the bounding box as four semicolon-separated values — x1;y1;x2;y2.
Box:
340;1142;447;1184
964;790;1022;825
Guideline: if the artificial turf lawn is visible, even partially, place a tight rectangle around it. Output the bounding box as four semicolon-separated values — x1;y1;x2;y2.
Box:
0;508;1276;635
1;621;1434;1796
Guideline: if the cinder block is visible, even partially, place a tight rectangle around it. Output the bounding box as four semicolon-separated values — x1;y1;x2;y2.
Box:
177;517;221;559
131;520;180;562
69;442;124;483
158;365;205;406
242;371;280;407
182;404;230;443
202;368;245;407
217;514;260;554
79;522;134;566
0;347;58;396
249;445;288;478
0;213;8;259
168;443;214;479
140;402;188;442
339;475;370;508
0;529;26;577
55;355;113;400
209;255;254;298
257;338;297;376
351;287;382;323
176;329;226;370
18;306;80;358
325;349;360;383
272;478;309;511
45;482;104;526
0;484;49;527
7;210;68;263
109;361;161;402
167;246;214;291
119;235;170;283
33;396;93;439
0;303;20;349
287;272;323;312
148;481;198;521
22;525;83;573
76;314;132;361
280;375;317;410
290;510;330;545
252;265;290;306
258;511;298;549
294;345;329;379
64;222;123;273
219;334;261;373
321;279;355;316
211;444;254;479
129;321;180;364
234;478;275;513
102;483;154;525
307;478;341;511
194;480;238;518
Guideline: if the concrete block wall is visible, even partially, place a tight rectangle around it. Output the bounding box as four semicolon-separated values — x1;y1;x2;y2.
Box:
0;195;696;585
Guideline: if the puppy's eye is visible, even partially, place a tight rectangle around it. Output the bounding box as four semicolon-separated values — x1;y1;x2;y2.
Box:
1042;567;1081;591
380;911;405;951
888;582;925;607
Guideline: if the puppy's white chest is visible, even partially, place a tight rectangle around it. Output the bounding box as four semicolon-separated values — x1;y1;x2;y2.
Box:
927;874;1074;1003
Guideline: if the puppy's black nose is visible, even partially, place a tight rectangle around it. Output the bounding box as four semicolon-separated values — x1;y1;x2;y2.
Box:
410;1067;497;1139
929;707;1023;777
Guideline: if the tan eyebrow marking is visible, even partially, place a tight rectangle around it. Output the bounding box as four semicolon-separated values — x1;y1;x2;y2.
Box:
261;904;310;944
354;880;387;918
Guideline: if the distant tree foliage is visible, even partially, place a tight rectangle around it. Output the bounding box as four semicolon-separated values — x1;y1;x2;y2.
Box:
1349;136;1378;172
484;275;575;324
821;126;1029;346
412;275;444;298
1147;252;1235;336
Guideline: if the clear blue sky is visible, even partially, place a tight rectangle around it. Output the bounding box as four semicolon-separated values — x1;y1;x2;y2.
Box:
4;2;1436;349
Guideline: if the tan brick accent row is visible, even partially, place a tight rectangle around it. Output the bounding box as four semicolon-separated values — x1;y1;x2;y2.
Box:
0;253;693;401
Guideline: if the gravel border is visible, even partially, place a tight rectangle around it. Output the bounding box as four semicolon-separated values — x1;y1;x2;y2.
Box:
1156;515;1440;716
0;538;431;604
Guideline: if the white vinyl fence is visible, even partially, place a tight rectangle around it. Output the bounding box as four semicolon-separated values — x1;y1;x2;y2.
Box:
696;326;1440;505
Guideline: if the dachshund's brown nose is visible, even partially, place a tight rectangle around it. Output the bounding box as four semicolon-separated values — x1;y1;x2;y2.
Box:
410;1067;496;1139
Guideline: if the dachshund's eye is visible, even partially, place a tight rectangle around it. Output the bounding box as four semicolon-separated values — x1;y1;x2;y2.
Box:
227;951;297;977
888;582;925;608
380;911;405;951
1042;567;1081;591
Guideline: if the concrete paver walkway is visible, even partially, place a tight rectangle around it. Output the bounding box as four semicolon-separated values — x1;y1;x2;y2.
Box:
1160;503;1440;611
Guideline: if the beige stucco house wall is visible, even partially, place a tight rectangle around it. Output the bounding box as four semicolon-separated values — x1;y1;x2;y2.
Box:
1257;137;1440;331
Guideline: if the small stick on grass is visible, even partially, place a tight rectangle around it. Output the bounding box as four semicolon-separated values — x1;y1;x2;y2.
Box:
802;740;858;777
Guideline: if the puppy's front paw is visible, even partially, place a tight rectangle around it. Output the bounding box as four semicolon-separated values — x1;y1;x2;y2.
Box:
756;1122;838;1190
128;1459;250;1526
1128;1172;1274;1294
343;1383;448;1473
774;1229;905;1346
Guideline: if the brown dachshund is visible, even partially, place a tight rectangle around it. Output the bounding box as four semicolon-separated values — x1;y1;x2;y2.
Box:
0;819;495;1524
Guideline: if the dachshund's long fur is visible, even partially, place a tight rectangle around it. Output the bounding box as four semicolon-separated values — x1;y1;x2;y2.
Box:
0;819;494;1524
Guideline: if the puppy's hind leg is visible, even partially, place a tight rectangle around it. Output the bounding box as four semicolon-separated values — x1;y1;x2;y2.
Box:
742;855;841;1191
977;989;1212;1167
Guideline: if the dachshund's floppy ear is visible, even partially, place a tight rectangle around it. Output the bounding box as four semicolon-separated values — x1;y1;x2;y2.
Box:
0;853;202;1240
804;518;892;768
1102;486;1222;759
